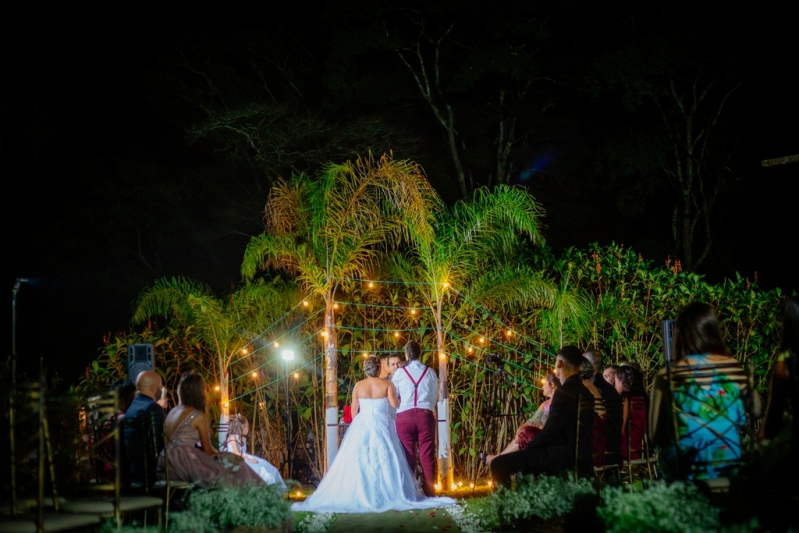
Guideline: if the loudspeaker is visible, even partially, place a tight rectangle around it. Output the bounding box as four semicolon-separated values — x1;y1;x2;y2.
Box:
128;343;154;383
661;320;676;363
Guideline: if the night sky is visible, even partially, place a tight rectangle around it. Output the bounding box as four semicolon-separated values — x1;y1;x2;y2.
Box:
5;4;797;384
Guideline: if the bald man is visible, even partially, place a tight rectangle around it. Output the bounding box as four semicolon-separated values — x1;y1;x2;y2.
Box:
124;371;166;488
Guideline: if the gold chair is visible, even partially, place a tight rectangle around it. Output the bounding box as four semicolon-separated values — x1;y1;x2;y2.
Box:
620;396;655;486
149;414;191;526
1;377;100;533
59;390;163;526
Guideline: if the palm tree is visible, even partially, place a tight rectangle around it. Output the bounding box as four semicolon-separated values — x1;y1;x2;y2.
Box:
241;153;439;470
387;185;558;488
132;277;292;445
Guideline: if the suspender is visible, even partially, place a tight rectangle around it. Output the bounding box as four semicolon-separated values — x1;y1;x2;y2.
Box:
402;366;429;406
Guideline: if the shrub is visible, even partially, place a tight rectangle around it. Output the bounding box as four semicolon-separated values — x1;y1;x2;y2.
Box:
490;475;596;525
170;482;291;532
598;481;720;533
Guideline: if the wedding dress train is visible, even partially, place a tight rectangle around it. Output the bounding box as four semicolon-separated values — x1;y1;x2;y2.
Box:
291;398;455;513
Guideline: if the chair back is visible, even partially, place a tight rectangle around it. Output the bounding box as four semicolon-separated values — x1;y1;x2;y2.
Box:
8;377;59;530
574;392;595;480
82;389;122;520
666;357;754;480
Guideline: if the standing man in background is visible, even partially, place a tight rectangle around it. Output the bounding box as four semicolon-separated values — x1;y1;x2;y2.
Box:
393;341;438;496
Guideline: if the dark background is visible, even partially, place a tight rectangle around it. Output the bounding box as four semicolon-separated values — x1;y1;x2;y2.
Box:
5;2;797;384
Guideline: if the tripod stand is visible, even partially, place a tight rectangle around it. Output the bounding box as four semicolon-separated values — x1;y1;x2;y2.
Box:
471;356;517;494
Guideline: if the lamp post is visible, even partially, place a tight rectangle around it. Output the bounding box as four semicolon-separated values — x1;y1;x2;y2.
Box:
281;349;295;479
11;278;29;386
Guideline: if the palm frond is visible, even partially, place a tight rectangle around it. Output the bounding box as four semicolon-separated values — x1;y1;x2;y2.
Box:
132;277;213;325
467;266;558;311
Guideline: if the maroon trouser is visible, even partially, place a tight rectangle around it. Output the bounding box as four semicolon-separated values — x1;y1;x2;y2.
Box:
396;408;437;496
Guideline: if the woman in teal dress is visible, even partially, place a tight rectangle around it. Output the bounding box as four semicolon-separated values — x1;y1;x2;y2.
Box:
649;303;760;480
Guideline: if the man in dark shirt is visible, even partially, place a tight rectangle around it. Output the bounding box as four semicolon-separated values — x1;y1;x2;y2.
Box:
585;349;623;466
489;346;594;487
124;371;165;488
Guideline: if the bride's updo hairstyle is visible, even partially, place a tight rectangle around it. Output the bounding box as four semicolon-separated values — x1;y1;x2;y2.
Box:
364;356;381;378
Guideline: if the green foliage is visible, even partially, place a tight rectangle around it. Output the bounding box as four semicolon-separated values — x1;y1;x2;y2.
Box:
490;475;596;524
172;482;291;532
598;482;720;533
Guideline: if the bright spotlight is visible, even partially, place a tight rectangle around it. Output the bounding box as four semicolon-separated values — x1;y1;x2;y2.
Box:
282;349;295;361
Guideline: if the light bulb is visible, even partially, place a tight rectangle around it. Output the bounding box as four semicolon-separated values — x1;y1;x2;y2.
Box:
394;331;400;337
302;301;309;307
242;348;248;354
321;330;328;337
479;337;485;343
410;309;416;315
368;282;374;288
467;346;473;353
439;352;446;360
274;342;280;348
251;371;257;378
443;282;450;288
487;480;493;487
214;385;220;391
293;372;299;379
506;330;513;337
469;482;475;488
333;303;339;309
434;483;441;491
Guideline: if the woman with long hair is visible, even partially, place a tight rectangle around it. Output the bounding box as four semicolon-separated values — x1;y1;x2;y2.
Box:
160;372;262;487
223;414;286;491
615;365;647;461
649;302;759;480
483;372;561;464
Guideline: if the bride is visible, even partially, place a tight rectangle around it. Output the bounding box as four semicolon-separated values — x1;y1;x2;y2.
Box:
292;357;455;513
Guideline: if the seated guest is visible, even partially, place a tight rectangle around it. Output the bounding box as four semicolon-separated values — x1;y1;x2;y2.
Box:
494;373;561;457
580;358;608;467
124;371;165;488
585;350;623;466
94;379;137;484
223;414;287;491
755;297;799;531
649;302;760;480
615;365;647;461
487;346;594;487
161;373;262;487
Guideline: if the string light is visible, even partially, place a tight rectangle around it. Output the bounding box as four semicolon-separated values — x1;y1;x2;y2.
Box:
394;331;400;337
293;372;299;379
469;482;475;488
241;348;249;354
363;352;370;358
224;402;229;408
467;346;473;353
506;330;513;337
368;282;374;288
439;351;446;360
410;309;416;315
333;303;339;309
434;483;441;491
274;342;280;348
251;371;257;378
479;337;485;344
302;301;309;307
321;330;329;338
487;480;493;487
541;378;546;384
443;282;450;288
295;491;302;498
215;385;220;391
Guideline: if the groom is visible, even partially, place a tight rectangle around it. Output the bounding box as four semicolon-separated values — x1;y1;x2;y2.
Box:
392;341;439;496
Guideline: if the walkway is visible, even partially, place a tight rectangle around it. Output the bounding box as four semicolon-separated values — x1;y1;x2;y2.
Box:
327;508;460;533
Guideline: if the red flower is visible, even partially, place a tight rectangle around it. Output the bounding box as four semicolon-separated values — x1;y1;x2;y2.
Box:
342;405;353;424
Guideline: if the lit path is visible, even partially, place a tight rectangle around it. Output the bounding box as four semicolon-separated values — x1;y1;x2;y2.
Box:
327;507;460;533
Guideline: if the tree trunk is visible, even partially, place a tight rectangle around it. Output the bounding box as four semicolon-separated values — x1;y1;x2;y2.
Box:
435;303;454;490
219;358;230;448
324;293;339;473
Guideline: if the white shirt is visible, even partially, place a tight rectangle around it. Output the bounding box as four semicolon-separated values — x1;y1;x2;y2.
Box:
391;360;438;414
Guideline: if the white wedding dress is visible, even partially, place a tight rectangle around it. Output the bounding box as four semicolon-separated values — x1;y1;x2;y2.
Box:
291;398;455;513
